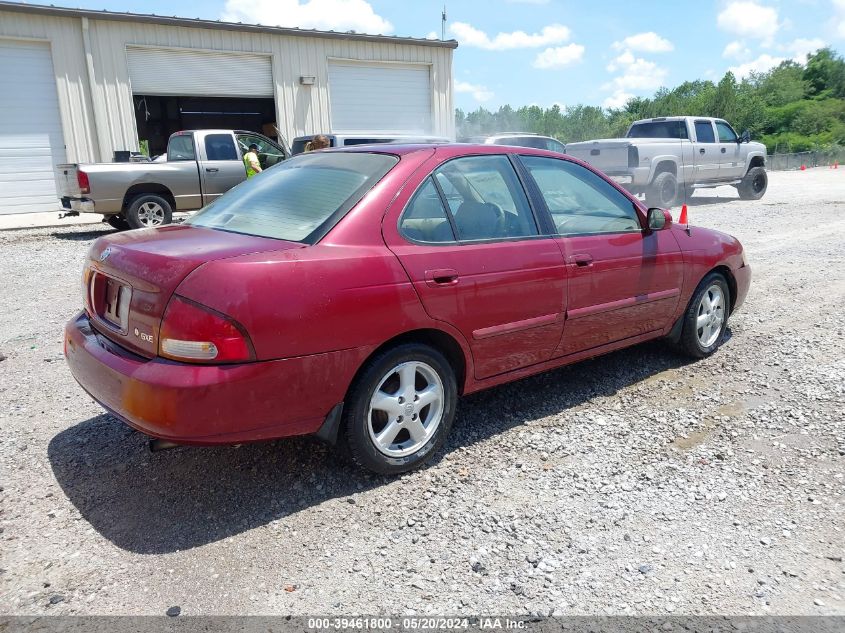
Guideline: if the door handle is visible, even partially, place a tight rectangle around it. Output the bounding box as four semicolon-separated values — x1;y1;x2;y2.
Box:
720;147;726;153
699;148;706;154
205;167;219;172
424;269;459;287
567;253;593;267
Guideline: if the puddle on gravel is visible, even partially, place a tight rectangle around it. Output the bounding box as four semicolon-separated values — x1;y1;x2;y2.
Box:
668;399;751;451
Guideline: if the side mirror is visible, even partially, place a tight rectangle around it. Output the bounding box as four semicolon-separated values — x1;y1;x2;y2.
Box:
740;130;751;143
646;207;672;231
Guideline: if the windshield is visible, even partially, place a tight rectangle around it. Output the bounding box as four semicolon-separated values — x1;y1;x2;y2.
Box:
187;152;398;243
627;121;689;139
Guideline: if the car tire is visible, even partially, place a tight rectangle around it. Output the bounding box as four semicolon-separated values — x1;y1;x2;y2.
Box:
125;194;173;229
737;166;767;200
105;214;130;231
675;272;731;359
646;171;678;208
344;343;457;475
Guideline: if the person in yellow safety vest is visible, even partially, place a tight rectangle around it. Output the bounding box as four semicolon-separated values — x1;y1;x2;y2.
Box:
243;143;263;178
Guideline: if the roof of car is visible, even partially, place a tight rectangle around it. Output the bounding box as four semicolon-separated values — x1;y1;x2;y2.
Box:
327;143;572;159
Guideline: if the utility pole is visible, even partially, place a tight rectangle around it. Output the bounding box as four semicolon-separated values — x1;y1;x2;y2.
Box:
441;5;447;40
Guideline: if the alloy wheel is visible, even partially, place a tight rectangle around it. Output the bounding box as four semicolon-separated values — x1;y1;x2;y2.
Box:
367;361;445;458
137;201;166;226
696;284;725;348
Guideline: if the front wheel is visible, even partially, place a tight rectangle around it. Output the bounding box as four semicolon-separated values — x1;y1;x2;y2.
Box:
344;343;457;475
646;171;678;208
125;193;173;229
675;272;731;358
737;166;767;200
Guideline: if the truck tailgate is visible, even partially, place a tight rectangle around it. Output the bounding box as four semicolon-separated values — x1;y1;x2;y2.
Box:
56;164;82;197
565;140;631;172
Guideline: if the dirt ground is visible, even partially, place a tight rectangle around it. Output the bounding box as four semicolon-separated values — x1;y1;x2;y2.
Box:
1;168;843;617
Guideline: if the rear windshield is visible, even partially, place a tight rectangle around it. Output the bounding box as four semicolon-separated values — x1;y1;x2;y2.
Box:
627;121;689;139
186;152;398;243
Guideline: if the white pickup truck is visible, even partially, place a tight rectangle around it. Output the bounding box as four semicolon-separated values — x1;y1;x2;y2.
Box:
565;116;768;208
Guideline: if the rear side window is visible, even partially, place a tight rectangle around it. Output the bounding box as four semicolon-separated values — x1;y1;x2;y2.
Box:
520;155;640;235
204;134;238;161
399;178;456;243
187;152;398;243
435;155;538;241
168;134;195;161
694;121;716;143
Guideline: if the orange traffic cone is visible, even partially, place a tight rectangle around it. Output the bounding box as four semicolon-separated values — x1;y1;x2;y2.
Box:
800;164;806;171
835;161;839;170
679;204;688;225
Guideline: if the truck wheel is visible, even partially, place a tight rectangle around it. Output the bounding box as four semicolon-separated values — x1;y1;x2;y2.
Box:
646;172;678;208
737;166;767;200
125;194;173;229
105;214;130;231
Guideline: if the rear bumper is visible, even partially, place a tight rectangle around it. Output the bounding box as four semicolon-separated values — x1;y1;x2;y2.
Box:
64;312;366;444
61;197;96;213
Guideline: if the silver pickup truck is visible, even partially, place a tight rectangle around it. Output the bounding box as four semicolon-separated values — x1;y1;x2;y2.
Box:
565;116;768;208
58;129;288;229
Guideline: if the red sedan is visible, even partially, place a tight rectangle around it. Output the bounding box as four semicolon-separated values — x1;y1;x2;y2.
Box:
64;144;750;474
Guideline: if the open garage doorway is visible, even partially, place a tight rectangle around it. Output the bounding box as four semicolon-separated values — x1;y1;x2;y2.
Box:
133;95;278;158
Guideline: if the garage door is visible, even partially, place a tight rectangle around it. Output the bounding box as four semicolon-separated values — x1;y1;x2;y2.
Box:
0;40;66;214
329;61;432;134
127;47;273;97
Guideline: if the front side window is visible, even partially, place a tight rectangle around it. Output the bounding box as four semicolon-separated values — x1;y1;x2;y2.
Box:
432;155;538;241
187;152;398;243
167;134;195;161
520;155;640;235
204;134;238;161
398;178;456;243
715;121;738;143
694;121;717;143
236;134;286;168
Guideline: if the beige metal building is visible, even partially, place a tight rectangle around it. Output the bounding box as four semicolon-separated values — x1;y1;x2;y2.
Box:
0;1;457;214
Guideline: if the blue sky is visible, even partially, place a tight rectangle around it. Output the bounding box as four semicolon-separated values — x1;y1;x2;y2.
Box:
24;0;845;110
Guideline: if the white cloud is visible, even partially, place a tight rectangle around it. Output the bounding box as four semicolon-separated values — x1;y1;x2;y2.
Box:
449;22;571;50
603;90;634;109
717;1;780;43
425;31;439;40
605;56;668;91
532;44;585;69
221;0;392;34
785;37;826;61
455;80;494;102
722;40;751;59
612;32;674;53
834;0;845;38
729;53;786;78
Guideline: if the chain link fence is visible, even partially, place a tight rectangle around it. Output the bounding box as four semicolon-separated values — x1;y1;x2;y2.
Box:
767;147;845;170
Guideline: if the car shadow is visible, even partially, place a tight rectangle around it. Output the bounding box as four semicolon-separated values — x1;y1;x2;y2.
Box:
48;339;697;554
684;195;740;207
50;228;115;241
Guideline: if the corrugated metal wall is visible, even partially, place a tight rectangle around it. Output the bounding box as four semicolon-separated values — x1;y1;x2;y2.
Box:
0;9;454;166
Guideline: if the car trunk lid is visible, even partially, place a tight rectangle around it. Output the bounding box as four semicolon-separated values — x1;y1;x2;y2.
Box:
84;225;303;357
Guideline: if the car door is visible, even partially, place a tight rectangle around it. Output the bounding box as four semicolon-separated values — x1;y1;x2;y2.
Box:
692;120;719;183
715;120;744;180
199;133;248;204
518;155;685;357
236;133;288;169
385;154;568;380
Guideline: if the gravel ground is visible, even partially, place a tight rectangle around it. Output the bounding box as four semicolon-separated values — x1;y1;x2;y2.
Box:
1;169;843;617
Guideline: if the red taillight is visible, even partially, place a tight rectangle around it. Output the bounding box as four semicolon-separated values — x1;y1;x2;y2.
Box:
77;170;90;195
159;296;253;364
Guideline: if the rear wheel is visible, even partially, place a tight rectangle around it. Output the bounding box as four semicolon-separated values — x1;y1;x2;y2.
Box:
646;171;678;208
675;272;731;358
125;193;173;229
737;166;767;200
344;343;457;475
